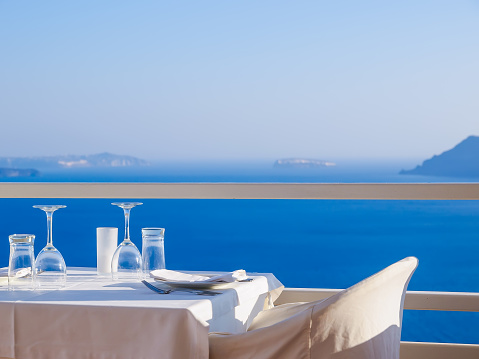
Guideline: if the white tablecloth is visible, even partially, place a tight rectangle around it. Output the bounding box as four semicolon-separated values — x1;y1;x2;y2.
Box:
0;268;283;359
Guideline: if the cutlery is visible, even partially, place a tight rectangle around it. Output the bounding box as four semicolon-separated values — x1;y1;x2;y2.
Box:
239;278;254;282
142;280;221;296
142;280;172;294
173;288;222;296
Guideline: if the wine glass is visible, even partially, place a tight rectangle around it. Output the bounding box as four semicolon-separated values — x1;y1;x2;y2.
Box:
33;205;67;289
111;202;143;280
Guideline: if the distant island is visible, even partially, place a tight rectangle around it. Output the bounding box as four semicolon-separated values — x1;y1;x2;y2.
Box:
0;153;149;170
400;136;479;178
0;168;39;178
274;158;336;168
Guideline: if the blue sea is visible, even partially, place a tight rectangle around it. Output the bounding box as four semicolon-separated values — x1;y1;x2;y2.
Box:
1;160;478;344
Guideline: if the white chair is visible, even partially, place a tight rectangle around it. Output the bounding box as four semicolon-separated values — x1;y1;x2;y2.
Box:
209;257;418;359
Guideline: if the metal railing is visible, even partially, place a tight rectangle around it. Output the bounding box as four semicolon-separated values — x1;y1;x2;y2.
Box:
1;182;479;199
1;182;479;358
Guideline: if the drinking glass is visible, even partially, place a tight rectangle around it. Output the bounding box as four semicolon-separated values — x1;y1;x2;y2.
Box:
141;228;165;276
8;234;35;291
33;205;67;289
111;202;143;280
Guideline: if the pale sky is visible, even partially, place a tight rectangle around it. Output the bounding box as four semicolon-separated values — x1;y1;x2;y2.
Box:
1;1;478;161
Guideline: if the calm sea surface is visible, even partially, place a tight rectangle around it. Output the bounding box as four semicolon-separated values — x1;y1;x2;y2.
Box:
1;160;478;344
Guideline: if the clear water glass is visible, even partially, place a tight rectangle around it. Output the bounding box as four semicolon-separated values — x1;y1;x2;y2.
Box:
33;205;67;289
142;228;165;276
111;202;143;281
8;234;35;291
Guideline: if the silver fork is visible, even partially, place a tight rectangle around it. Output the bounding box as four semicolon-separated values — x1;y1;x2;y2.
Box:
142;280;172;294
174;288;223;296
141;280;221;296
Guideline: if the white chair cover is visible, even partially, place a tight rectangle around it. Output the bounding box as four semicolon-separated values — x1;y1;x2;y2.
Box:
209;257;418;359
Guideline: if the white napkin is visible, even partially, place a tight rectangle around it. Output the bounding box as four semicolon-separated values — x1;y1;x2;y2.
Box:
0;267;32;284
0;267;31;278
150;269;248;283
207;270;248;283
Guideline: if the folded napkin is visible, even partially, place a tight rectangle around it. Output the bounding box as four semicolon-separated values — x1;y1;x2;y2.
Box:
150;269;248;283
0;267;31;278
0;267;32;284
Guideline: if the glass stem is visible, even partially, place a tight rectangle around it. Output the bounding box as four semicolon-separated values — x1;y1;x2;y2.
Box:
124;208;131;242
46;211;53;247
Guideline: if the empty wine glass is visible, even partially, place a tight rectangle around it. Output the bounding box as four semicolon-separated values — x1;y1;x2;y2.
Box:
33;205;67;289
111;202;143;280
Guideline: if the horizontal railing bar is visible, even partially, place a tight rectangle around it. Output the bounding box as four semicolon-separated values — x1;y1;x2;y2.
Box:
404;290;479;312
400;341;479;359
275;288;479;312
0;183;478;199
274;288;341;304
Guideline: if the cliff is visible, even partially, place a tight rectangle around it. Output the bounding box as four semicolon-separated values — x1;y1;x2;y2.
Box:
400;136;479;178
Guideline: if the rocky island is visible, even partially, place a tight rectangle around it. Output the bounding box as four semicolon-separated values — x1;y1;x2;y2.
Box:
0;152;149;170
0;168;39;178
274;158;336;168
400;136;479;178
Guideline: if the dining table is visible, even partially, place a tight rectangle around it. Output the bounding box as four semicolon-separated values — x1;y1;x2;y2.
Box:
0;268;283;359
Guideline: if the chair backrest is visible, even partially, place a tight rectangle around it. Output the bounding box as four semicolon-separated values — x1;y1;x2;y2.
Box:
310;256;418;359
209;257;418;359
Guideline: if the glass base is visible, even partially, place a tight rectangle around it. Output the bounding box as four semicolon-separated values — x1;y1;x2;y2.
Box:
35;245;67;289
35;274;67;290
111;270;143;281
111;240;142;281
8;277;35;291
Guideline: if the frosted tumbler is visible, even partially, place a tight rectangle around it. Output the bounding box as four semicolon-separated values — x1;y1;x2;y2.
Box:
97;227;118;274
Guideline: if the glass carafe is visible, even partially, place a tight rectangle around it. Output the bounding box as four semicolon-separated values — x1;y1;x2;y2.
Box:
141;228;165;277
8;234;35;290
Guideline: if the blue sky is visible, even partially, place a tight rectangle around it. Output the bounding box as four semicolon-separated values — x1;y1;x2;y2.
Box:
1;1;478;161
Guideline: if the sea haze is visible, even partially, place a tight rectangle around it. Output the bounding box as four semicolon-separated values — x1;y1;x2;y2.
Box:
0;161;478;344
1;158;474;183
